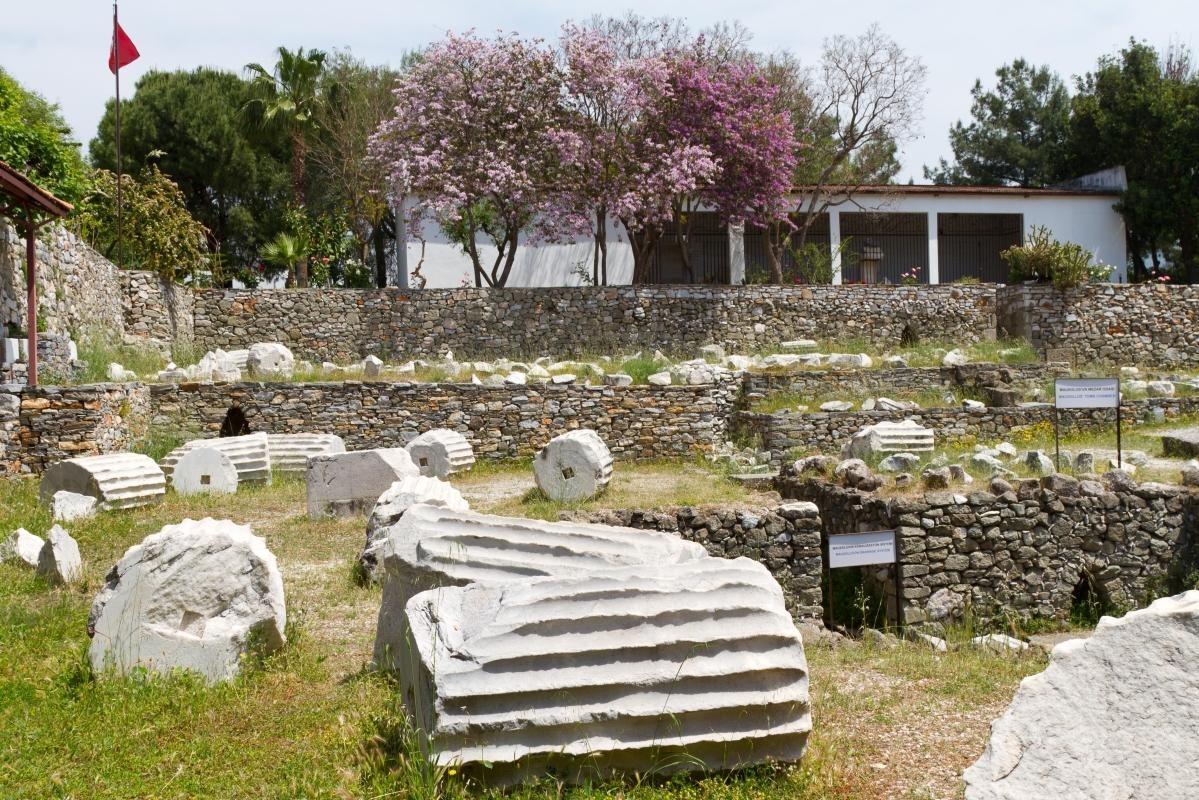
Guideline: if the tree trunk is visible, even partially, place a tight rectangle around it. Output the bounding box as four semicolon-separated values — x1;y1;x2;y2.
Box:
595;207;609;286
494;229;519;288
628;225;659;285
763;223;784;284
674;204;695;283
290;130;309;288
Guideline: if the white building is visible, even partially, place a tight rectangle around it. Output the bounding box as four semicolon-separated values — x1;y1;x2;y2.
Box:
400;181;1127;287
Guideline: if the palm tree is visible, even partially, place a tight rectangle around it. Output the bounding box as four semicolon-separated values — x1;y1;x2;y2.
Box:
260;232;308;289
244;46;328;286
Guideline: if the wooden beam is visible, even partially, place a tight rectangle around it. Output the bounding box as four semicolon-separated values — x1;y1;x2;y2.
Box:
25;208;38;387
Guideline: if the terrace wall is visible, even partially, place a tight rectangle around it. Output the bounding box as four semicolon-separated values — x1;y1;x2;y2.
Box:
739;396;1199;464
186;284;998;362
998;283;1199;367
780;475;1199;626
148;378;739;460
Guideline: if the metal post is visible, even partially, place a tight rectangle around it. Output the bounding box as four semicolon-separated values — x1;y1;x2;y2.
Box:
113;2;123;272
25;211;38;388
1116;401;1123;470
1054;406;1061;471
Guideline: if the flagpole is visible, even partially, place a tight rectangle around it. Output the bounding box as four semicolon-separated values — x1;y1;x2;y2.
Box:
113;1;123;271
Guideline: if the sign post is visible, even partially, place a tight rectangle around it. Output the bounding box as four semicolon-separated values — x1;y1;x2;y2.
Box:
826;529;902;632
1054;378;1122;470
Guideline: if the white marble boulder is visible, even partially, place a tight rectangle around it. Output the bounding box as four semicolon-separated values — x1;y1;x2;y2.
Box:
52;490;97;522
370;503;707;671
964;591;1199;800
405;429;475;479
265;433;346;476
37;524;83;584
88;518;286;683
533;429;613;502
161;433;272;486
245;342;295;377
306;448;420;518
359;476;469;582
841;420;935;461
39;453;166;510
404;557;811;783
2;528;45;567
172;447;240;496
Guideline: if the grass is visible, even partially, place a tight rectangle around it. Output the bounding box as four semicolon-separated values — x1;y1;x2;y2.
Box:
453;457;754;520
0;463;1048;799
68;333;168;384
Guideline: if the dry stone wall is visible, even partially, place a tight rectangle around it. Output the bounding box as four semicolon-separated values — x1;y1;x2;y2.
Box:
149;379;738;460
741;397;1199;463
0;221;124;340
579;503;824;620
742;363;1067;401
121;270;194;356
781;475;1199;625
189;284;998;362
0;383;149;475
999;283;1199;367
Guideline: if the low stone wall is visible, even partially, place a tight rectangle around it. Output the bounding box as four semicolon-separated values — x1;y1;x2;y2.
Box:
0;383;149;475
999;283;1199;367
780;475;1198;625
121;270;194;356
579;503;824;620
742;363;1066;402
149;378;738;460
190;284;998;362
740;397;1199;463
0;222;124;341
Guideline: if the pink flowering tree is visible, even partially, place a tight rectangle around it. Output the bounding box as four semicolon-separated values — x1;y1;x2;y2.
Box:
372;31;585;287
558;22;717;285
660;54;799;282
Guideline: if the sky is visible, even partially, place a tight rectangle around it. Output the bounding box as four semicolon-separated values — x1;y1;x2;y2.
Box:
3;0;1196;183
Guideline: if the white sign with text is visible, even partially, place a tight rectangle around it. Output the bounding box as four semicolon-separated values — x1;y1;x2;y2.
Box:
1055;378;1120;409
828;530;897;569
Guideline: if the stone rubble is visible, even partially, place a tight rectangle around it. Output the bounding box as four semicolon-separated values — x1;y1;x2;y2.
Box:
405;429;475;479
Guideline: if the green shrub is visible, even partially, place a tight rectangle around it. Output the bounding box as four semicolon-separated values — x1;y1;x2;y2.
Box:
1001;225;1095;289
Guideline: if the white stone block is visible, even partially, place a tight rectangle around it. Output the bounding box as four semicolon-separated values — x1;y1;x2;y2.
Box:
646;371;672;386
245;343;295;377
362;355;384;377
161;433;272;485
265;433;346;476
965;591;1199;799
88;518;286;683
52;490;97;522
39;453;166;510
780;339;818;351
603;373;633;387
37;524;82;584
371;503;709;670
172;447;239;496
359;477;470;580
842;420;935;461
306;448;420;518
942;349;969;366
405;429;475;479
504;371;527;385
533;430;613;502
2;338;18;366
107;363;137;381
403;557;810;782
2;528;44;567
827;353;872;368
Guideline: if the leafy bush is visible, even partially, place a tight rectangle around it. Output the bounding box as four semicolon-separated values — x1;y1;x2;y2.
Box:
1001;225;1096;289
76;166;211;283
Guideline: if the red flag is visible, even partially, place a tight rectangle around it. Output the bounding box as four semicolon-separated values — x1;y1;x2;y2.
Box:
108;22;140;74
